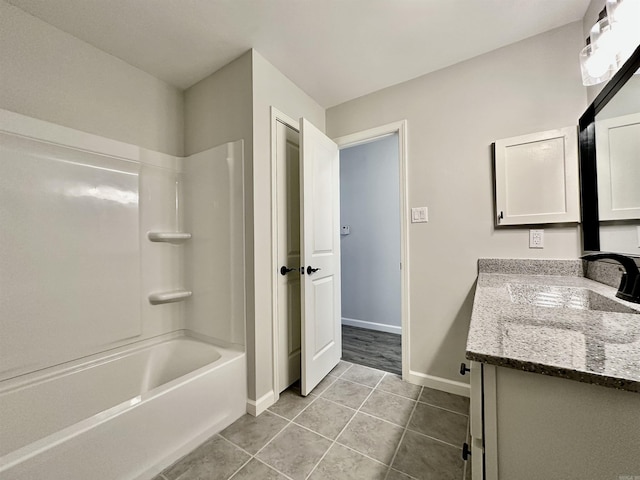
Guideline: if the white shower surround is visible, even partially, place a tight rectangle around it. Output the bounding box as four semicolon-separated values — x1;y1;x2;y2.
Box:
0;110;247;478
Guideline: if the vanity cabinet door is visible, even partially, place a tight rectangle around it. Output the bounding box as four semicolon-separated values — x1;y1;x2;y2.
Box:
493;127;580;225
484;366;640;480
469;361;485;480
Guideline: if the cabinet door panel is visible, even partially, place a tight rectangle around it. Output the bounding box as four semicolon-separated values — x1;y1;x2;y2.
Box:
494;127;579;225
469;361;483;440
489;366;640;479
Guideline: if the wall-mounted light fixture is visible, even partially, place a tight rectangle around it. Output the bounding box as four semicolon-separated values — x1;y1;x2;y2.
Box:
579;0;640;86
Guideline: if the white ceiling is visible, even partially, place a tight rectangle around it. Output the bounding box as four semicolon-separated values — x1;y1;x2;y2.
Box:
7;0;590;108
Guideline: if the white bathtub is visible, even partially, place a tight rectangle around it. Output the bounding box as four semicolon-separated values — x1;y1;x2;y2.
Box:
0;332;247;480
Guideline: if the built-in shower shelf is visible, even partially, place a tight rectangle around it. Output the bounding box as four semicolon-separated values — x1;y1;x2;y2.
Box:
147;232;192;243
148;290;192;305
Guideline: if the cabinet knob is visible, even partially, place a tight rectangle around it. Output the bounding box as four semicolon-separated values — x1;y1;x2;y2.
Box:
460;362;470;376
462;442;471;460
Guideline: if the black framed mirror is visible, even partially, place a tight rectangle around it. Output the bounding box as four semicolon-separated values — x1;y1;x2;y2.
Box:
579;43;640;257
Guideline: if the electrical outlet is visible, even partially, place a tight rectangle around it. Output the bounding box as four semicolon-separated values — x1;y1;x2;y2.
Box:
529;229;544;248
411;207;428;223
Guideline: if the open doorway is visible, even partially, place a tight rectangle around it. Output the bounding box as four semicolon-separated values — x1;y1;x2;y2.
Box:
271;111;409;401
339;134;402;374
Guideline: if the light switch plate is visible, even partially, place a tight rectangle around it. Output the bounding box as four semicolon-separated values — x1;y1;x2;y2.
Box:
529;229;544;248
411;207;428;223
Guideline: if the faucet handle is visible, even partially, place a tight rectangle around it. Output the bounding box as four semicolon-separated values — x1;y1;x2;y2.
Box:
631;275;640;300
619;272;628;293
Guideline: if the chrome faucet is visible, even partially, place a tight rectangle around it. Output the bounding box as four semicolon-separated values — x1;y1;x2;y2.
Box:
582;253;640;304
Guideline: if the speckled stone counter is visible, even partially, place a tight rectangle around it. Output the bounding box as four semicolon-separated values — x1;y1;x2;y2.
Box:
466;259;640;393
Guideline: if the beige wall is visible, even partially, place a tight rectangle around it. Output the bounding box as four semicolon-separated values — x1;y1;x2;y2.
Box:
184;51;256;398
0;1;184;156
184;52;253;156
183;49;325;403
1;0;594;401
326;22;588;384
251;50;325;402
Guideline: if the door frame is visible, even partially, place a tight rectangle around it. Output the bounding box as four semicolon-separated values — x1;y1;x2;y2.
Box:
333;120;410;380
270;114;410;402
270;107;300;403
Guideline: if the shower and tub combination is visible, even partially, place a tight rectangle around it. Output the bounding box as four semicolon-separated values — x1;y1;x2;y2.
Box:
0;109;247;479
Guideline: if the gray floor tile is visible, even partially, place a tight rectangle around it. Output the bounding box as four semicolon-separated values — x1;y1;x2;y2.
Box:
220;412;288;454
408;403;468;447
386;469;416;480
268;389;316;419
377;374;422;400
465;460;472;480
308;443;388;480
310;374;339;395
361;390;415;427
321;379;372;409
341;364;386;387
337;412;403;465
419;388;470;415
257;424;332;480
331;360;353;377
392;430;464;480
230;458;288;479
294;397;355;439
163;435;250;480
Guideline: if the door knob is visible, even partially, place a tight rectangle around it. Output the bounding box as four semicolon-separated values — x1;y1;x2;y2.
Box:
306;266;321;275
280;266;296;276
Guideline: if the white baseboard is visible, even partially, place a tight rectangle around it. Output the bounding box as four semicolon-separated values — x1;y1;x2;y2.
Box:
246;390;275;416
406;369;470;397
341;317;401;335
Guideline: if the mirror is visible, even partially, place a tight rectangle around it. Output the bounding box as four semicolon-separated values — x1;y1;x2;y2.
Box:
579;44;640;257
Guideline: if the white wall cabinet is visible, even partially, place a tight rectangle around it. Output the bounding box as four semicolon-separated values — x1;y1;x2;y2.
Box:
494;127;580;225
468;362;640;480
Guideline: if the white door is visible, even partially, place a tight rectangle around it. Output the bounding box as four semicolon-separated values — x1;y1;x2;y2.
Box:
276;121;302;392
299;118;341;396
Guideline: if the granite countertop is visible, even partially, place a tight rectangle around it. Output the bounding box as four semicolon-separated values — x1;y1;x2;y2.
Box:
466;260;640;393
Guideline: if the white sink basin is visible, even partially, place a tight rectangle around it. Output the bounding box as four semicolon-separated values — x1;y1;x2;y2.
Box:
506;284;638;314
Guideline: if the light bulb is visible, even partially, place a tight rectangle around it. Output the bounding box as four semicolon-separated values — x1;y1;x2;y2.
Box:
607;0;640;24
586;48;613;78
591;17;618;61
580;42;614;85
606;0;640;64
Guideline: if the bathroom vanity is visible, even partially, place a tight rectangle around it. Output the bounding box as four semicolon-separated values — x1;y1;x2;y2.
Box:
464;259;640;480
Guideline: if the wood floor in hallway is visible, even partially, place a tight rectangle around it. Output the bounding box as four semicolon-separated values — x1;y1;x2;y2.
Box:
341;325;401;375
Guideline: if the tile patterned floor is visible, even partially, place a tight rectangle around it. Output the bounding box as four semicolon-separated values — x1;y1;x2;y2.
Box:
154;361;471;480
